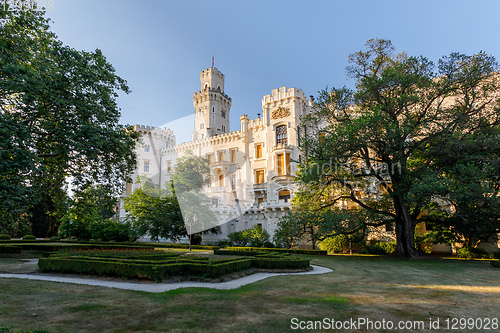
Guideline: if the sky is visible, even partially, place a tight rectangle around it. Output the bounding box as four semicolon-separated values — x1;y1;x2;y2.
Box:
45;0;500;144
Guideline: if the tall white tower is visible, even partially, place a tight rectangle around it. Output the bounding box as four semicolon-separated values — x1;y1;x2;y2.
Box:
192;66;232;140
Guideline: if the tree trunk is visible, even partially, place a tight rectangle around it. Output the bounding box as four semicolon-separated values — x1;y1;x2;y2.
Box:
393;195;419;258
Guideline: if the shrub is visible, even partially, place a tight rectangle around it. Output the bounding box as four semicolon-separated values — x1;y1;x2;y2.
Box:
224;247;327;255
22;235;36;241
319;235;349;254
242;225;271;247
38;253;309;281
49;236;60;241
90;220;138;242
0;234;11;240
456;246;489;259
227;231;248;246
361;241;396;255
216;239;232;248
492;250;500;260
0;245;22;254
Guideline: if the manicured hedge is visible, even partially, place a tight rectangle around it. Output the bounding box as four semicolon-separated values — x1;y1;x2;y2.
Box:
224;247;327;255
38;252;310;281
0;245;22;254
38;257;255;280
0;234;11;240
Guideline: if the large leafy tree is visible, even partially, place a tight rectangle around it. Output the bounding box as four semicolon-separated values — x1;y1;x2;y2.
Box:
0;8;138;236
296;39;500;257
123;178;186;242
171;151;220;248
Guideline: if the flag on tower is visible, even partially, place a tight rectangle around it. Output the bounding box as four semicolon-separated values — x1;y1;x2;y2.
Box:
212;56;214;68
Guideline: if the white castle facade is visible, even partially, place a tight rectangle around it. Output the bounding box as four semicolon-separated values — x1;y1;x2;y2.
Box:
119;66;312;243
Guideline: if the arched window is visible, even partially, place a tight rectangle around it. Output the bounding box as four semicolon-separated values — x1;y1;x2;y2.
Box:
278;190;291;202
200;122;205;130
276;125;287;145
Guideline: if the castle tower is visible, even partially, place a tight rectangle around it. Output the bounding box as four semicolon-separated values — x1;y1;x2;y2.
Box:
192;66;232;140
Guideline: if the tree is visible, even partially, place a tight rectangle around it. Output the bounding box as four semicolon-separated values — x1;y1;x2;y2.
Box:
123;178;186;242
170;151;220;249
296;39;500;257
0;8;138;236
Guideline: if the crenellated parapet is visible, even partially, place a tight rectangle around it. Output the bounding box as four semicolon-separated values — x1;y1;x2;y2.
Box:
134;124;176;148
261;86;308;108
166;129;243;154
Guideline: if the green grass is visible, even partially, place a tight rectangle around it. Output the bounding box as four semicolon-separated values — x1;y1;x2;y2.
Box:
1;254;499;332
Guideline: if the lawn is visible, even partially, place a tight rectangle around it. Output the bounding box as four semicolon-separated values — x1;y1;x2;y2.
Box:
0;254;499;332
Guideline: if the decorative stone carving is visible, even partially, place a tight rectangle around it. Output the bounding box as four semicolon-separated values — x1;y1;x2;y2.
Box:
271;107;290;119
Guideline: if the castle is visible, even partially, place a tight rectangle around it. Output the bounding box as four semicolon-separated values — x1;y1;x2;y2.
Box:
119;66;312;243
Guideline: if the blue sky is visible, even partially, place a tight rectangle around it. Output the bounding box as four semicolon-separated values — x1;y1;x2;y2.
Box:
46;0;500;143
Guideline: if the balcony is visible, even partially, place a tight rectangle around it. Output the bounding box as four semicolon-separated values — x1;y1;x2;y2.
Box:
253;183;267;192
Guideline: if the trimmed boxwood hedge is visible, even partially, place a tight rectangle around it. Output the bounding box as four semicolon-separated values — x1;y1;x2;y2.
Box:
224;247;327;255
38;252;310;281
0;245;22;254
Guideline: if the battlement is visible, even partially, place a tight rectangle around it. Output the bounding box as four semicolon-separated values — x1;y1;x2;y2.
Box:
248;116;264;129
201;66;224;79
261;86;307;107
134;124;176;146
193;87;232;102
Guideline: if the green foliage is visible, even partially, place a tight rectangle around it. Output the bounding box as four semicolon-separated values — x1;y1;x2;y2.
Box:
227;231;248;246
226;226;271;247
293;38;500;257
273;212;305;248
0;245;22;254
90;220;138;242
0;8;138;237
38;250;310;281
22;235;36;241
361;241;396;255
456;246;489;259
123;178;186;242
0;234;11;240
319;235;349;254
243;225;271;247
170;152;220;238
222;247;327;255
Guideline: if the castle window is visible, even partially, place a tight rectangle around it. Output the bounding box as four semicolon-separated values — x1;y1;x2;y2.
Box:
255;169;265;184
231;174;236;190
255;144;262;159
213;107;215;112
207;154;212;166
221;124;226;132
276;125;287;145
143;161;150;173
218;174;224;187
200;122;205;130
278;190;291;202
167;161;172;174
221;111;226;119
144;145;150;152
276;153;290;175
257;198;264;206
218;151;224;162
230;148;236;162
